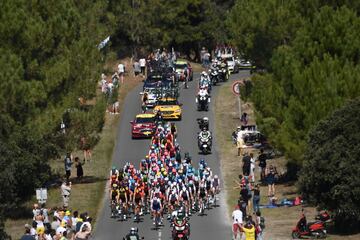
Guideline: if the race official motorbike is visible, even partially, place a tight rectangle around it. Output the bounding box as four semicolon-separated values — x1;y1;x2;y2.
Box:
198;130;212;154
172;217;190;240
218;65;229;82
209;67;219;85
199;77;212;93
196;91;210;111
292;211;331;239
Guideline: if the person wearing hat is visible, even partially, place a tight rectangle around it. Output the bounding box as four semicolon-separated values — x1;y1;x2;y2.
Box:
20;224;35;240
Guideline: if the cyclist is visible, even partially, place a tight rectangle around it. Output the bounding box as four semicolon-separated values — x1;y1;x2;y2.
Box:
133;183;144;220
151;196;163;225
179;186;190;217
198;181;207;213
118;183;129;217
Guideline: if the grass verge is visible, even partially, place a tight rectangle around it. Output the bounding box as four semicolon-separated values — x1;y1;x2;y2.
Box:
5;58;143;239
213;76;360;240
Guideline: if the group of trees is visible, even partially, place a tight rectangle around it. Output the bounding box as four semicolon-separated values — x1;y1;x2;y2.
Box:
0;0;109;222
0;0;235;236
227;0;360;228
106;0;232;59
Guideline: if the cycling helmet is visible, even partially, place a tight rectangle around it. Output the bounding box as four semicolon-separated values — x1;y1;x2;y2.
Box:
214;175;218;179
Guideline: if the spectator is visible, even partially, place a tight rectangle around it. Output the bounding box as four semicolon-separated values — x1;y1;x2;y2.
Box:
139;57;146;76
61;181;71;208
255;211;264;240
40;203;50;230
242;151;251;176
74;157;85;180
133;60;141;76
236;131;245;156
51;215;60;232
203;51;210;68
241;112;248;126
252;184;261;214
64;153;72;181
20;224;35;240
71;211;79;231
74;224;90;240
117;62;125;83
231;205;243;240
80;137;92;162
265;165;278;196
250;152;256;182
257;148;267;183
241;220;256;240
200;47;206;66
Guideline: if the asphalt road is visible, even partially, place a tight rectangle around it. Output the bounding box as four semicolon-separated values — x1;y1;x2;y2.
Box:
93;70;250;240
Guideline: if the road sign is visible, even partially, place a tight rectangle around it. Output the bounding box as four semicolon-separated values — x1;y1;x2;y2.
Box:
232;80;244;95
36;188;48;204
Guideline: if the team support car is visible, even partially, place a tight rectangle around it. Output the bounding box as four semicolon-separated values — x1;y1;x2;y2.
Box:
173;60;193;81
153;98;182;120
130;113;157;139
222;54;239;73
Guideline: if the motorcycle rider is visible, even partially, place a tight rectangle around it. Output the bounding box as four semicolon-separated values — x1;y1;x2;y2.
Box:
198;126;212;153
123;227;141;240
172;211;190;239
199;71;211;91
197;117;209;131
196;86;210;111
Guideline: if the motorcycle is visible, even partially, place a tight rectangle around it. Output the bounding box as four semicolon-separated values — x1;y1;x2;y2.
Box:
172;219;190;240
196;93;210;111
198;130;212;154
199;78;212;93
218;67;229;82
291;211;331;239
209;68;219;85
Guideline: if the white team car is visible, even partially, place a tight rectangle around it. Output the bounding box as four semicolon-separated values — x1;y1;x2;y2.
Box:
222;54;239;73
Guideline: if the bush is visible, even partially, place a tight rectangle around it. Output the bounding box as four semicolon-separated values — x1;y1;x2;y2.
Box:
299;98;360;232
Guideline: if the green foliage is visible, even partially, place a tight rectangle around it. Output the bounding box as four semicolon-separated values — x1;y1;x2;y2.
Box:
229;2;360;165
0;0;109;222
108;0;231;58
299;98;360;230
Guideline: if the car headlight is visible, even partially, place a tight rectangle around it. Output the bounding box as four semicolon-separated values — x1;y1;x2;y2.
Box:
175;109;181;113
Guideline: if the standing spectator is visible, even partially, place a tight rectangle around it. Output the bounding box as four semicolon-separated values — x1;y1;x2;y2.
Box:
257;148;267;183
80;137;92;162
241;221;256;240
242;152;251;176
74;157;85;180
133;60;141;76
252;184;261;214
250;153;256;182
231;205;243;240
117;62;125;84
265;165;278;196
139;57;146;76
203;51;211;68
64;153;72;181
241;112;248;126
255;211;264;240
200;47;206;66
236;131;245;156
20;224;35;240
40;203;50;230
74;224;91;240
61;181;71;208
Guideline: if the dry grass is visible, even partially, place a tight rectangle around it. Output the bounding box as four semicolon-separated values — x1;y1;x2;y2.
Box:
214;78;360;240
5;58;144;240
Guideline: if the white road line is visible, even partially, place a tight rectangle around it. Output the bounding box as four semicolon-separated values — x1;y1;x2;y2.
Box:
158;230;162;240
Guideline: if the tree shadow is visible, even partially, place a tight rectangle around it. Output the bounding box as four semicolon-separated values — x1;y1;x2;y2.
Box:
6;205;33;220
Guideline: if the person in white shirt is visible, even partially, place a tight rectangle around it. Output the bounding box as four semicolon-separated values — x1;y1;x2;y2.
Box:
139;58;146;76
232;205;243;240
117;63;125;83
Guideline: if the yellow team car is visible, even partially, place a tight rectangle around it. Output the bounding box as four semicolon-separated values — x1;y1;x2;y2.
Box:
153;98;182;120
